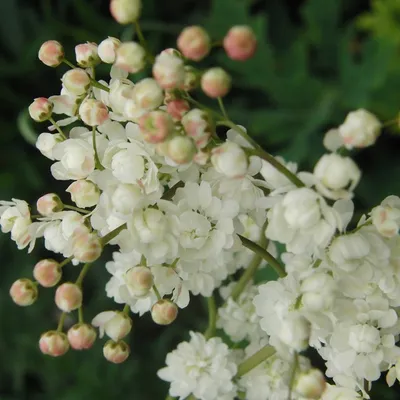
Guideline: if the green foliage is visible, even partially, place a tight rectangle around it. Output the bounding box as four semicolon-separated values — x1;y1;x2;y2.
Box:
1;0;400;399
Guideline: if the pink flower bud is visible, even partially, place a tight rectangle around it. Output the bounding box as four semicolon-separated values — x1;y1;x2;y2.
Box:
153;51;185;89
55;282;83;312
201;67;231;98
92;311;132;341
294;368;326;399
36;193;63;216
151;300;178;325
183;66;199;91
66;180;100;208
167;136;196;164
177;26;211;61
139;111;174;144
10;278;38;306
39;331;69;357
71;227;102;263
62;68;91;96
115;42;146;73
103;340;130;363
75;42;100;68
223;25;257;61
98;37;121;64
79;99;109;126
38;40;64;67
181;108;211;148
166;99;190;121
28;97;53;122
33;259;62;288
125;266;154;297
67;323;97;350
132;78;164;110
110;0;141;24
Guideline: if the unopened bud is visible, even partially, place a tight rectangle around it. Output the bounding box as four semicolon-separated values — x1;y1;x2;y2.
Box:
211;142;248;178
66;180;100;208
28;97;53;122
75;42;100;68
62;68;91;96
37;193;63;216
280;315;311;352
38;40;64;67
125;266;154;297
167;136;196;164
71;227;102;263
181;108;212;149
151;299;178;325
79;99;109;126
55;282;83;312
98;37;121;64
103;340;130;363
115;42;146;73
110;0;141;24
177;26;210;61
139;111;174;144
36;132;63;160
294;368;326;399
10;278;38;306
166;99;190;121
33;259;62;288
201;67;231;98
223;25;257;61
183;65;199;91
39;331;69;357
92;311;132;341
67;323;97;350
132;78;164;110
153;51;185;89
193;150;209;166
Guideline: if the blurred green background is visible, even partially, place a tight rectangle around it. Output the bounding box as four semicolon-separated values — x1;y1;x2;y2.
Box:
1;0;400;399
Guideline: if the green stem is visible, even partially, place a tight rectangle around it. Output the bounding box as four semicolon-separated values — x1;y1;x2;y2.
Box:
140;254;147;266
153;285;162;301
217;97;228;119
170;258;180;269
204;295;217;339
62;59;76;69
59;256;73;268
236;345;276;378
287;352;299;400
90;79;110;92
123;304;130;314
92;126;105;170
134;21;155;63
162;181;184;200
75;263;92;287
64;204;91;214
49;117;67;140
57;312;66;332
78;306;84;323
100;223;128;245
238;235;286;278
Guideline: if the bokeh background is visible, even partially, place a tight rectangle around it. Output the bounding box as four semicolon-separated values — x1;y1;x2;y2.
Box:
1;0;400;399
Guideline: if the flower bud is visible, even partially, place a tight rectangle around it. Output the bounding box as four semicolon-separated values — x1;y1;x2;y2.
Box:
36;193;63;216
36;132;63;160
98;37;121;64
167;136;196;164
182;108;211;148
66;180;100;208
28;97;53;122
177;26;210;61
110;0;141;24
132;78;164;110
111;183;143;215
33;259;62;288
71;227;102;263
39;331;69;357
153;51;185;89
67;323;97;350
201;67;231;98
211;142;248;178
280;314;310;351
62;68;91;96
139;111;174;144
55;283;82;312
294;368;326;399
151;299;178;325
92;311;132;341
193;150;209;166
371;196;400;238
75;42;100;67
183;65;199;91
10;278;38;306
115;42;146;73
38;40;64;67
79;99;109;126
166;99;190;121
103;340;130;363
125;266;154;297
223;26;257;61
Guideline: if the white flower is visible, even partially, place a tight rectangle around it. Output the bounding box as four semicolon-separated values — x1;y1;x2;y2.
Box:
211;142;248;178
158;331;237;400
66;180;100;208
36;132;63;160
321;384;362;400
279;313;311;352
91;310;131;341
370;196;400;238
260;157;298;194
152;51;185;89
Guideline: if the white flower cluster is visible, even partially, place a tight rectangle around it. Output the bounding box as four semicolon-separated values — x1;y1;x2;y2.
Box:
2;1;399;399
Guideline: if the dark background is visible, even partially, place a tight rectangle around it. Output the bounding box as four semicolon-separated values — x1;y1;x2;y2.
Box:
1;0;400;398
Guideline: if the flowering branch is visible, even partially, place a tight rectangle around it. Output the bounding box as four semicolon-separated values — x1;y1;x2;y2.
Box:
235;344;276;378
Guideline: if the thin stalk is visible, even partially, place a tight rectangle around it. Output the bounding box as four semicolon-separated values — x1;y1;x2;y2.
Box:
123;304;130;314
287;352;299;400
64;204;91;214
62;59;76;69
75;263;92;287
78;306;84;323
162;181;184;200
204;295;217;339
217;97;228;119
236;345;276;377
57;312;66;332
49;117;67;140
134;21;155;63
100;223;127;245
59;256;73;268
90;79;110;92
153;285;162;301
92;126;105;170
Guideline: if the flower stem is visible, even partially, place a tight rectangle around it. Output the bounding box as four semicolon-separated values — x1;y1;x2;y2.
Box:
217;97;228;119
59;256;73;268
75;263;92;287
162;181;184;200
62;59;76;69
238;235;286;278
134;21;155;63
204;295;217;339
100;223;128;245
78;306;84;323
90;79;110;92
236;345;276;378
153;284;162;301
92;126;105;170
57;312;66;332
123;304;130;314
49;117;67;140
64;204;91;214
287;352;299;400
